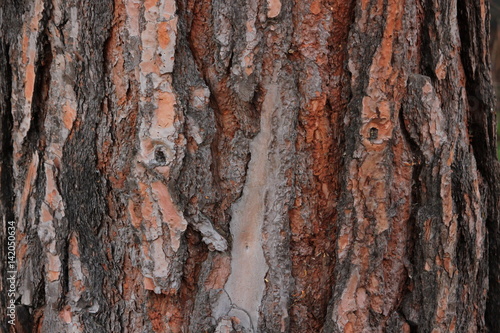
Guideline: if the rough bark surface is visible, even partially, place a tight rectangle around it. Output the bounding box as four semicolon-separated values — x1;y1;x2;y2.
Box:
0;0;499;332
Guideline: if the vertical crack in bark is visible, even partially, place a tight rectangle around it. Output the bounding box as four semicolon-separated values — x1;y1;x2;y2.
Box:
397;103;423;331
0;41;15;332
54;1;113;330
3;1;65;330
400;74;448;331
456;1;500;330
0;42;14;222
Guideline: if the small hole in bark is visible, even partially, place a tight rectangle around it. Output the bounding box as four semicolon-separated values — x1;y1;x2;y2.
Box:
155;149;166;164
369;127;378;141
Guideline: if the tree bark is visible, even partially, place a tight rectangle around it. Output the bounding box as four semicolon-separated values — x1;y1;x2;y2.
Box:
1;0;499;332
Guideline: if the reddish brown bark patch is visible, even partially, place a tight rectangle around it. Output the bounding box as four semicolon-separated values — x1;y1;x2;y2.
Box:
288;0;354;331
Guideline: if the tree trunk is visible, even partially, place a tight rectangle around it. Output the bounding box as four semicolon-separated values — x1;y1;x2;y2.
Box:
1;0;499;332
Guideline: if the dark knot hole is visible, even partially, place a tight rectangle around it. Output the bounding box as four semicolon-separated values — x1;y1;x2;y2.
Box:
369;127;378;141
155;148;167;164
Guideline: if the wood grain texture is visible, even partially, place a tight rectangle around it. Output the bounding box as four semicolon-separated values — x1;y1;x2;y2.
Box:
0;0;498;332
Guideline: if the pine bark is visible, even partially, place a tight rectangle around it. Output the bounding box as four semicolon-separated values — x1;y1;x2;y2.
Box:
1;0;499;332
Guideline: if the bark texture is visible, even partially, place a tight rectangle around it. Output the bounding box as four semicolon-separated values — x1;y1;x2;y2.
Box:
0;0;499;332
